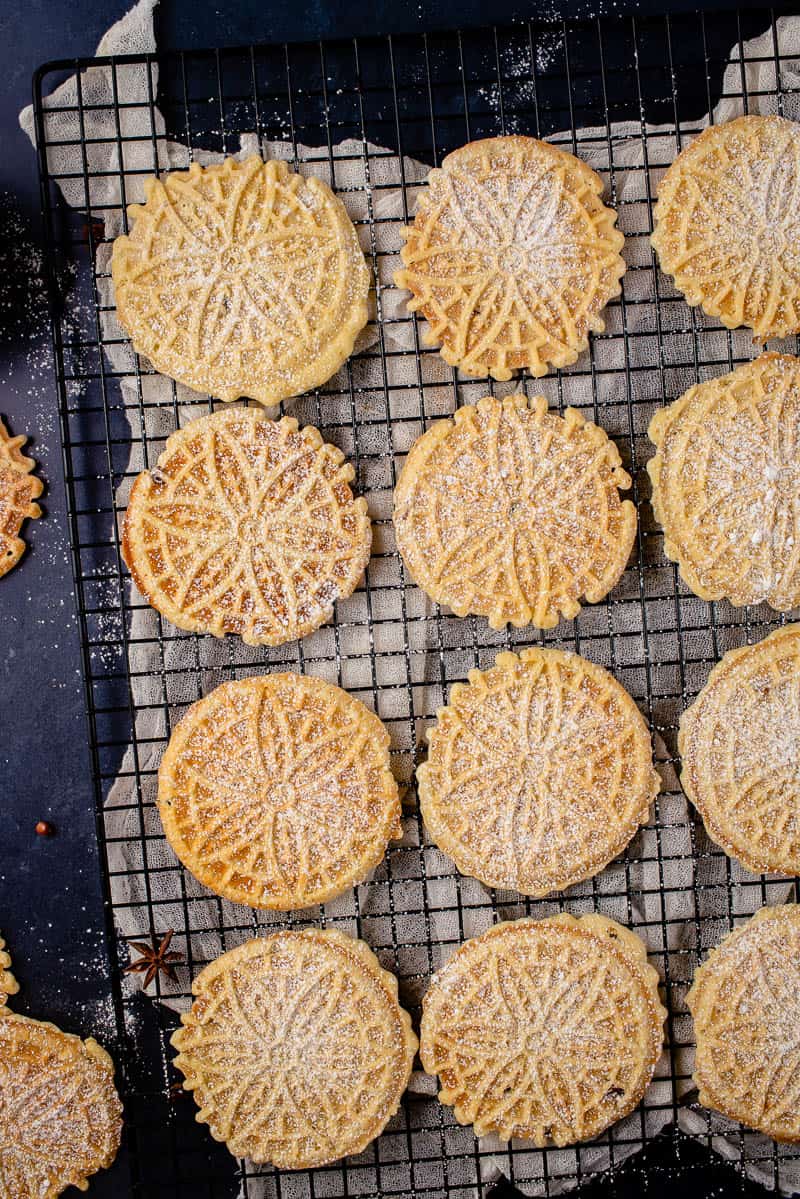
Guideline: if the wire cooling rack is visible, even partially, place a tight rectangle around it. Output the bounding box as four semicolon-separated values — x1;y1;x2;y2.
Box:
32;7;800;1198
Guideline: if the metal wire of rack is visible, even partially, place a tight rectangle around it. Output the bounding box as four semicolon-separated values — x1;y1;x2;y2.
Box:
32;7;800;1198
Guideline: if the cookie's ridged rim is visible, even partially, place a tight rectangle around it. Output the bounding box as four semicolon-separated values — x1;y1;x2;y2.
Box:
647;353;800;609
121;407;372;647
417;647;660;896
0;418;44;579
678;624;800;876
394;136;625;380
171;928;418;1168
687;904;800;1142
111;156;370;406
651;117;800;341
420;913;666;1144
157;673;401;910
0;933;18;1009
0;1011;123;1194
393;395;637;631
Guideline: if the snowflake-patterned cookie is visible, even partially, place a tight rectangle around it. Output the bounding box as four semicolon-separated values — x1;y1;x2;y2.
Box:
648;354;800;610
679;625;800;876
158;672;401;910
0;1014;122;1198
393;395;637;630
651;116;800;339
111;156;370;404
420;914;666;1146
395;136;625;379
122;407;371;646
417;648;659;897
688;904;800;1142
0;934;17;1009
0;418;42;579
172;929;417;1168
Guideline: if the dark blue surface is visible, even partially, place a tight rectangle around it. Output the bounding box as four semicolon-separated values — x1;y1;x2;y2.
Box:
0;1;795;1196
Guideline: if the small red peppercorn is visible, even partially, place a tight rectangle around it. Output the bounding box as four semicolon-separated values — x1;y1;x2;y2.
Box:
35;820;55;837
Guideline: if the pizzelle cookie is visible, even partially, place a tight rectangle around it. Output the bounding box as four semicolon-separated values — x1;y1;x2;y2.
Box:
418;648;659;896
688;904;800;1142
648;354;800;610
395;136;625;378
122;408;371;646
420;915;666;1146
679;624;800;876
394;396;637;630
651;115;800;339
0;418;43;579
158;673;401;909
172;929;417;1168
0;935;17;1009
0;938;122;1198
112;155;370;404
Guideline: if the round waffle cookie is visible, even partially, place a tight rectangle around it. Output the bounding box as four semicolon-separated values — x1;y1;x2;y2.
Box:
172;929;417;1168
648;354;800;610
0;418;42;579
418;647;659;896
420;914;666;1146
112;155;370;404
395;135;625;379
688;904;800;1141
122;408;371;646
394;395;637;630
158;672;401;909
679;624;800;876
0;1007;122;1199
651;115;800;339
0;936;17;1009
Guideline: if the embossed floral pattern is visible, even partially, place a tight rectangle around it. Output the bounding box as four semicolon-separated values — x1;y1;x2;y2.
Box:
122;407;371;646
395;136;625;379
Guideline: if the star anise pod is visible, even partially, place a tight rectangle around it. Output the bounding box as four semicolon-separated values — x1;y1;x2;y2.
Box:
123;929;183;990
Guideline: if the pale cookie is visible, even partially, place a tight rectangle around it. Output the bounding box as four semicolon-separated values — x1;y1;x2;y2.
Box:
112;155;370;404
395;136;625;378
651;115;800;339
0;418;42;579
418;647;659;896
122;408;371;646
0;935;17;1009
0;936;122;1199
158;673;401;910
172;929;417;1168
688;904;800;1142
648;354;800;610
420;915;665;1146
679;624;800;876
394;395;637;630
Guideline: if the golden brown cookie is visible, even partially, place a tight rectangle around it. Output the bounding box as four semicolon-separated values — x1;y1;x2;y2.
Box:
0;418;42;579
651;116;800;339
394;395;636;630
158;672;401;909
395;136;625;379
688;904;800;1142
112;156;370;404
172;929;417;1168
0;936;122;1199
0;935;17;1009
420;915;666;1146
679;624;800;875
648;354;800;610
122;407;371;646
418;648;659;896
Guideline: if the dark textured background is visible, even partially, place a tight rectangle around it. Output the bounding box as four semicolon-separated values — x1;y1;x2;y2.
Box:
0;1;795;1196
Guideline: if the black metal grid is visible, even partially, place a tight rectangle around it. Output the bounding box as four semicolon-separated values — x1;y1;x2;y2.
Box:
32;7;800;1197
